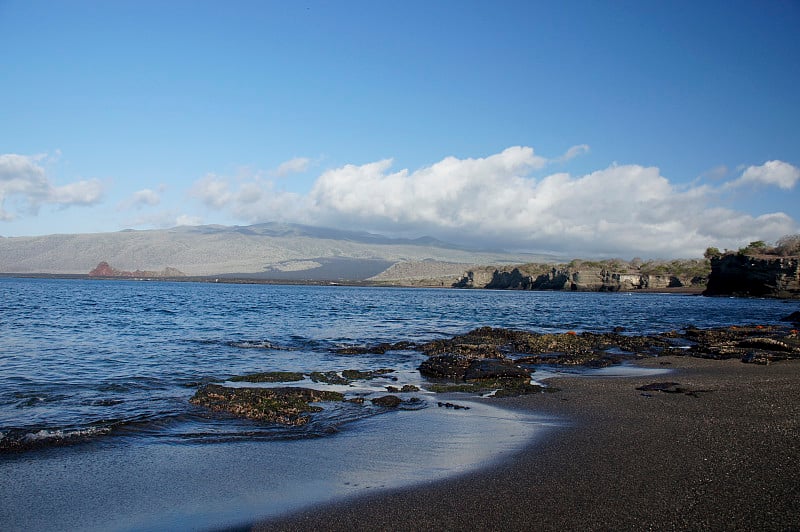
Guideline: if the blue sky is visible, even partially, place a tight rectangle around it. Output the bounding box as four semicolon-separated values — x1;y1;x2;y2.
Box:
1;0;798;258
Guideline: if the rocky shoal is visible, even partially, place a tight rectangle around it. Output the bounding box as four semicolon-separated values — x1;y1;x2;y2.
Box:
189;315;800;426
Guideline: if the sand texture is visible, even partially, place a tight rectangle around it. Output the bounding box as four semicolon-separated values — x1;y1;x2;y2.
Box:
256;356;800;531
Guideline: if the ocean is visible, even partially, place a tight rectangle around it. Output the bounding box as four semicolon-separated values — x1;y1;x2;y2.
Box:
0;277;794;530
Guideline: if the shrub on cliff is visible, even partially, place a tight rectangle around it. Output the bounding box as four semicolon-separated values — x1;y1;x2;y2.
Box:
734;235;800;258
776;234;800;257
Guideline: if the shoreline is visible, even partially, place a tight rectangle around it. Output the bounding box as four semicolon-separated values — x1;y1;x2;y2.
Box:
0;272;708;294
255;356;800;531
1;395;552;531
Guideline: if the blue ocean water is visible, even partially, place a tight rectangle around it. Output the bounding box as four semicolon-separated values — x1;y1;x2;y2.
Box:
0;277;794;452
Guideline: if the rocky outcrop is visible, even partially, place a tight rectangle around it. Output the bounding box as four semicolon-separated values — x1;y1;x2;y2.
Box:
704;255;800;299
189;384;344;426
89;261;185;278
418;326;800;376
458;267;693;292
452;269;495;288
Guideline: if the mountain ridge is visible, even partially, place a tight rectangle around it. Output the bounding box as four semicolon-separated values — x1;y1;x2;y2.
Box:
0;222;554;280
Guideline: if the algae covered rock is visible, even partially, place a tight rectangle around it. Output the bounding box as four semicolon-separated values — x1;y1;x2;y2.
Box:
370;395;403;408
419;352;535;397
229;371;305;383
418;354;530;383
190;384;344;426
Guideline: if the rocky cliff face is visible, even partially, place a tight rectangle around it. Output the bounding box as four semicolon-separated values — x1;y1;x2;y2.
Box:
455;266;699;292
704;255;800;299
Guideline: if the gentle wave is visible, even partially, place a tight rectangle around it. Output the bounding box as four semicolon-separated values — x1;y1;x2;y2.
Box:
0;426;112;452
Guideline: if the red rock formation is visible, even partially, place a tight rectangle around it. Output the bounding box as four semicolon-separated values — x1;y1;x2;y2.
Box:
88;262;184;278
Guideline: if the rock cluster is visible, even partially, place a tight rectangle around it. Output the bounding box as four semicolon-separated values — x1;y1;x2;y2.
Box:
189;320;800;428
684;325;800;364
190;368;421;426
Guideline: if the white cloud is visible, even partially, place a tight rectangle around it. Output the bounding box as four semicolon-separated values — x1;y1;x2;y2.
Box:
191;174;235;209
556;144;590;163
117;187;166;212
190;147;799;258
131;188;161;207
0;153;104;220
273;157;311;177
190;172;306;223
175;214;203;226
309;146;546;228
50;180;104;206
728;160;800;190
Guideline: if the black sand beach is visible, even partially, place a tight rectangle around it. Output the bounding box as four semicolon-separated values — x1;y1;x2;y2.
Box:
255;356;800;531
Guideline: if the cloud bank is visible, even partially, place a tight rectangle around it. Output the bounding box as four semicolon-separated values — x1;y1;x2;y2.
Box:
3;148;796;259
191;147;799;258
0;154;104;220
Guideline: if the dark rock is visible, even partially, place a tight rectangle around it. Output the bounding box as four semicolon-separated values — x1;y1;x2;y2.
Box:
437;401;470;410
306;368;395;385
229;371;305;383
386;385;420;393
464;358;529;382
780;311;800;323
637;382;681;392
309;371;350;385
370;395;402;408
492;383;548;397
189;384;344;426
335;342;416;355
635;382;713;397
341;368;394;380
419;354;472;380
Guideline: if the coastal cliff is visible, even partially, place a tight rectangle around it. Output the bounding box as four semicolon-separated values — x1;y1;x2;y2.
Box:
454;261;707;292
704;254;800;299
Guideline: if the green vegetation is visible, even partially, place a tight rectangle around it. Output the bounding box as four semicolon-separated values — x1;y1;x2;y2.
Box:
638;258;709;279
510;257;711;280
736;234;800;257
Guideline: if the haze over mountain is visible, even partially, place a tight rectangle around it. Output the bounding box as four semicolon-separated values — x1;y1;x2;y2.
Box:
0;222;552;280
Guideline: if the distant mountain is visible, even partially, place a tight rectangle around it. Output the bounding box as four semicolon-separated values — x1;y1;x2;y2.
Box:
0;222;553;280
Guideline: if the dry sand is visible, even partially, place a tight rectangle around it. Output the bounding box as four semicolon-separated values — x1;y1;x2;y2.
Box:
254;356;800;531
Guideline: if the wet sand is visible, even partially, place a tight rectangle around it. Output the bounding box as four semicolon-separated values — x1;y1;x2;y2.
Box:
255;356;800;531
